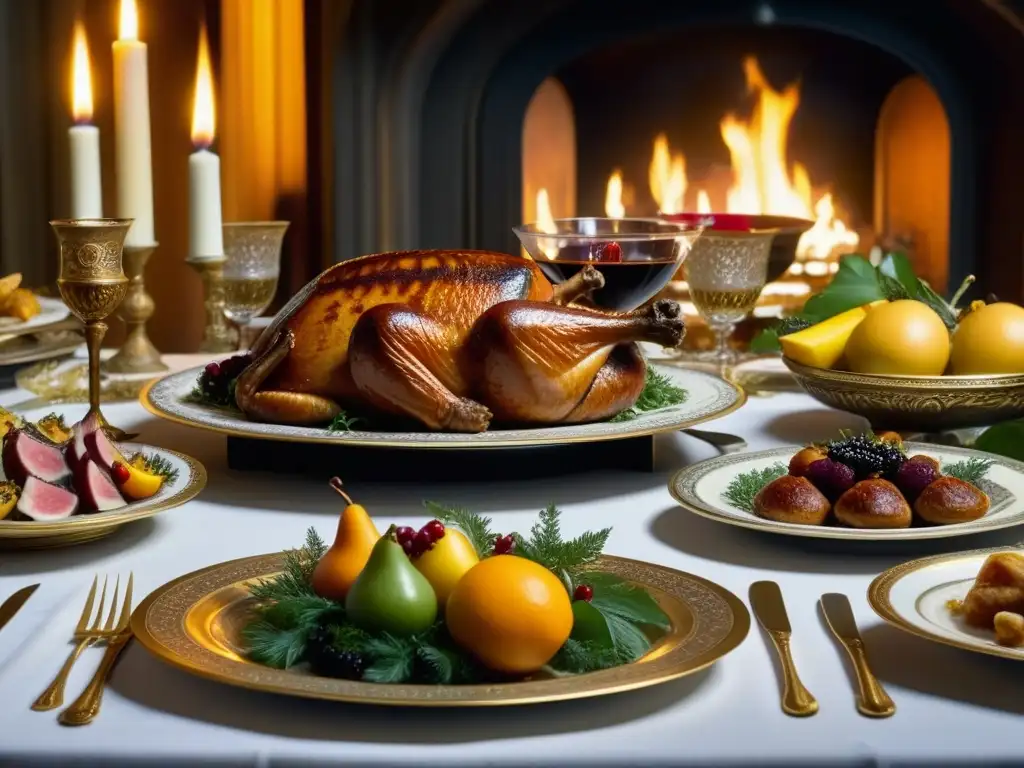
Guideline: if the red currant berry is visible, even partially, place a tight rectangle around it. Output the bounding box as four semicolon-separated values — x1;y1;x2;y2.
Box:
204;362;222;378
573;584;594;602
395;526;416;545
492;534;515;555
111;462;130;485
424;520;445;541
594;242;622;263
412;529;433;555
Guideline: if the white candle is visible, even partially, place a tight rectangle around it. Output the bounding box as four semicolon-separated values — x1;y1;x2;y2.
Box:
188;23;223;260
69;22;102;218
112;0;155;246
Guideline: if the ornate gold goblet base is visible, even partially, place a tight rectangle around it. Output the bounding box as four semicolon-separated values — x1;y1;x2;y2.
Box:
104;243;168;374
187;257;237;353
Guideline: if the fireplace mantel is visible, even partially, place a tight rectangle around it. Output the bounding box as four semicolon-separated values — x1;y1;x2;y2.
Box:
326;0;1024;297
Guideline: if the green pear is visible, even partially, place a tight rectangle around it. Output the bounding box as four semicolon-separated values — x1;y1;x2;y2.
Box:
345;526;438;636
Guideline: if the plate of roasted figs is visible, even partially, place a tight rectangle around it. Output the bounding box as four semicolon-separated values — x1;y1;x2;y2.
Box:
669;432;1024;540
0;407;206;548
870;547;1024;660
141;249;745;448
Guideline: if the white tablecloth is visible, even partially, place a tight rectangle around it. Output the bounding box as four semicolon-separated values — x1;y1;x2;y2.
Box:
1;355;1022;767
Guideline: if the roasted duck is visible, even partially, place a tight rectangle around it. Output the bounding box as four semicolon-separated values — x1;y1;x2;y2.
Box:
235;250;685;432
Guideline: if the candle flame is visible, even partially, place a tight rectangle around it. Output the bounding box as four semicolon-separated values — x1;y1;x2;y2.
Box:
191;23;215;148
71;22;93;123
119;0;138;41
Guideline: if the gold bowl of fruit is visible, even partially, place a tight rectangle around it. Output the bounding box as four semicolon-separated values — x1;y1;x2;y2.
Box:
771;255;1024;431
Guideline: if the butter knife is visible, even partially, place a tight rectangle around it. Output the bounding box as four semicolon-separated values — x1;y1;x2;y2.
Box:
749;581;818;716
0;584;39;635
820;593;895;718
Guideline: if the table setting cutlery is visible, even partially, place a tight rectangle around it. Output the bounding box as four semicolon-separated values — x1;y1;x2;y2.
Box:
820;592;895;718
749;580;818;717
0;583;39;637
681;427;748;454
31;573;133;726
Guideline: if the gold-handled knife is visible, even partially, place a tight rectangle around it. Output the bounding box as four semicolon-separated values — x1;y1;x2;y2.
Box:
820;592;895;718
749;581;818;717
0;584;39;635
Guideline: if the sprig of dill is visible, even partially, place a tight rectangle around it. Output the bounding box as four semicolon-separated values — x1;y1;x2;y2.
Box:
327;410;364;432
249;527;327;602
610;367;688;422
942;457;992;486
723;463;788;512
134;452;180;484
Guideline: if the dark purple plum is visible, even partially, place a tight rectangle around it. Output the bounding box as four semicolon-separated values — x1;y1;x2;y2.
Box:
805;458;856;501
895;457;940;501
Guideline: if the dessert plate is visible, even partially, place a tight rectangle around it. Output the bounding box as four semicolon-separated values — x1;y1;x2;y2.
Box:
0;297;70;335
131;552;749;707
141;364;745;449
869;547;1024;661
0;443;206;549
669;443;1024;541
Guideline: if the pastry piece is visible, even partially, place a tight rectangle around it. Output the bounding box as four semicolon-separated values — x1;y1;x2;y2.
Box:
753;475;830;526
876;431;903;446
833;479;912;529
914;476;989;525
994;612;1024;647
961;552;1024;628
788;446;826;477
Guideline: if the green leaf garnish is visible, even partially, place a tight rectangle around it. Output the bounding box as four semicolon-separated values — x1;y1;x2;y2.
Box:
723;463;788;512
248;527;327;602
427;501;497;558
326;411;364;432
942;458;993;486
583;572;671;629
134;452;180;484
610;366;687;422
513;504;611;582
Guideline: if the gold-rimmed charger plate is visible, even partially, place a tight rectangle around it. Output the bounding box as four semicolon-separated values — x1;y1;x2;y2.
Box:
669;443;1024;541
130;553;750;706
0;444;207;549
869;546;1024;661
140;364;745;449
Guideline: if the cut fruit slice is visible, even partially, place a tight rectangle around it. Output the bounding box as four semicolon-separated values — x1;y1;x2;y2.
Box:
84;427;126;473
2;429;71;486
780;306;870;369
0;481;18;519
68;412;102;473
16;476;78;520
111;460;164;501
75;458;127;512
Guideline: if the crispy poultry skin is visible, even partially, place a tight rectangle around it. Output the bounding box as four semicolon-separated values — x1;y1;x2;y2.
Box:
235;250;685;432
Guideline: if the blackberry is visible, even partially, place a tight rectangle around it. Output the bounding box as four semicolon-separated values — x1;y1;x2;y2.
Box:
826;434;906;480
306;627;366;680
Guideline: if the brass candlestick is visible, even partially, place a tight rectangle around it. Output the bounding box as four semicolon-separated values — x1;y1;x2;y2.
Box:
104;243;168;374
50;219;131;423
187;256;237;353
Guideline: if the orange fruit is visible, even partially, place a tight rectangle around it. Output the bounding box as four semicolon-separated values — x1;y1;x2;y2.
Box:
445;555;573;674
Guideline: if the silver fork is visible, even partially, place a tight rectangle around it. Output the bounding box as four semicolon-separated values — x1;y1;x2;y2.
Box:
31;575;128;711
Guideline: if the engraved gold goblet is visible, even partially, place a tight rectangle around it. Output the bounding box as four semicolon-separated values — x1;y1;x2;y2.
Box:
50;219;131;424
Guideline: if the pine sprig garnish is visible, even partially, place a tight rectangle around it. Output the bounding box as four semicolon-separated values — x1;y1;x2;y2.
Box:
547;638;633;674
428;501;497;557
243;620;310;669
942;457;992;486
513;505;611;581
133;452;180;484
361;634;416;683
723;463;788;512
249;527;327;602
610;367;688;422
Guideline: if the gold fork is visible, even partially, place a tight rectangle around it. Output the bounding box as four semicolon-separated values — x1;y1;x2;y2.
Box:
31;575;128;711
59;573;134;726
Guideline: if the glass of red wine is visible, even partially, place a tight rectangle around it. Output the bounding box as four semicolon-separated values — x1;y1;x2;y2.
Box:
513;217;703;312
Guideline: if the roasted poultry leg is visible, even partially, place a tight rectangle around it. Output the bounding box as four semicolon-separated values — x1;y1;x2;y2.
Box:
469;298;685;423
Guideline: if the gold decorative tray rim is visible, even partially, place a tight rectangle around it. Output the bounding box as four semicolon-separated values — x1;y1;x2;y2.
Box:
782;356;1024;389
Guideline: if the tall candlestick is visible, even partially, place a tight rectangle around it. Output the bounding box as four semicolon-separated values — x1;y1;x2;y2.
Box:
188;22;223;259
69;22;102;218
112;0;155;246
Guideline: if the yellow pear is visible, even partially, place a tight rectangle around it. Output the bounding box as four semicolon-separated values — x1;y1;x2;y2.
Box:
310;478;381;601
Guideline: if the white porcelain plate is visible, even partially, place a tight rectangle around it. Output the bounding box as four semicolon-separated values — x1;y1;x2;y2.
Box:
141;364;745;449
869;547;1024;660
0;297;70;334
669;443;1024;541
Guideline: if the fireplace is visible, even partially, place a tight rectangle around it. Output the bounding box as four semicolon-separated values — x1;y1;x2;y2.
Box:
324;0;1024;301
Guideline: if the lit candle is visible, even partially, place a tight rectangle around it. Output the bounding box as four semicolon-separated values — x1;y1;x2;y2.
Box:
112;0;155;246
188;23;223;260
69;22;102;218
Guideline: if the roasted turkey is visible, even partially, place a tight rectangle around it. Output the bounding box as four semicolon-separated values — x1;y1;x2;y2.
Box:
235;250;685;432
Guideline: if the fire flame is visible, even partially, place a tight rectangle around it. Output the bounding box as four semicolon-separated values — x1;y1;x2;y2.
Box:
191;23;216;148
119;0;138;41
605;171;625;218
71;21;93;123
534;188;559;259
648;134;686;215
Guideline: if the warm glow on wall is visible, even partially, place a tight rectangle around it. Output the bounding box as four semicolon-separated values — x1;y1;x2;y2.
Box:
191;24;215;148
71;22;93;123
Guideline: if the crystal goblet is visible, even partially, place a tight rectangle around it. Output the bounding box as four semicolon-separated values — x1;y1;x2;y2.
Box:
50;218;131;423
222;222;289;350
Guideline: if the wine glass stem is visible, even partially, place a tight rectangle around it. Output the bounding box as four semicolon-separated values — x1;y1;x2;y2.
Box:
710;321;734;365
83;320;107;417
234;319;250;352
